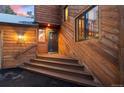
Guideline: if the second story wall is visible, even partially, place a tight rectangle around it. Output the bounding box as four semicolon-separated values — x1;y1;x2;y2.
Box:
35;5;62;25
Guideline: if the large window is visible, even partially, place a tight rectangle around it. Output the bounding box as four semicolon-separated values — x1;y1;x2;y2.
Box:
75;6;99;42
0;5;35;25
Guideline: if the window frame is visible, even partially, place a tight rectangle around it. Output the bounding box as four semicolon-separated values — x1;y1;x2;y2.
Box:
75;5;99;42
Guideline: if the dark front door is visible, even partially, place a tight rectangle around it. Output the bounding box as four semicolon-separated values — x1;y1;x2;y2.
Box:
48;31;58;53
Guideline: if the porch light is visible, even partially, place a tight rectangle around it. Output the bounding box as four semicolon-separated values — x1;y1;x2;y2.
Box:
48;24;50;27
18;34;25;43
18;35;23;39
95;32;99;38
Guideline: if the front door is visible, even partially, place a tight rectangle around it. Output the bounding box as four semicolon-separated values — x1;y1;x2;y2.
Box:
48;31;58;53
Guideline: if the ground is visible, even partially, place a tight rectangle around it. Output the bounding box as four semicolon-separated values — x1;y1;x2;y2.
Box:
0;68;82;87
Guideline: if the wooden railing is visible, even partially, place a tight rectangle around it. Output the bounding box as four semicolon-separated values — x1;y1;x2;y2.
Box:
14;43;37;59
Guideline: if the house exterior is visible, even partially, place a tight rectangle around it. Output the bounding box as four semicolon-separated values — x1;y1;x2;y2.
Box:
0;5;123;86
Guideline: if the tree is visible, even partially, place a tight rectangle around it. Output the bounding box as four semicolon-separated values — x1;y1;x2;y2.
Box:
27;11;34;18
1;5;16;15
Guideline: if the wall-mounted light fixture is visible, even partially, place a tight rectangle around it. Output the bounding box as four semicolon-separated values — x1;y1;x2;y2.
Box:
47;24;50;27
17;32;25;44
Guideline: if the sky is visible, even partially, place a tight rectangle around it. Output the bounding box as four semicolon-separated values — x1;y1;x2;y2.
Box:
10;5;34;16
0;5;35;24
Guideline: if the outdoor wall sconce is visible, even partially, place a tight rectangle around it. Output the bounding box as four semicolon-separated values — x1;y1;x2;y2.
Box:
47;24;50;27
17;32;25;44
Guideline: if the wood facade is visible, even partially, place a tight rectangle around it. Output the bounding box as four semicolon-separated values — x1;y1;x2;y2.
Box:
35;5;61;54
0;5;123;86
37;27;59;54
120;6;124;85
58;5;122;86
35;5;62;25
0;24;37;68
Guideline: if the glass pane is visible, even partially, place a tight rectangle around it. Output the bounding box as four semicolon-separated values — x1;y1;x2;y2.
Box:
75;18;79;41
64;6;68;21
87;6;99;39
75;6;99;42
78;18;84;41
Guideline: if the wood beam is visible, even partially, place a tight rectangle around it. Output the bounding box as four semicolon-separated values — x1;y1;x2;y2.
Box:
0;30;3;69
119;6;124;86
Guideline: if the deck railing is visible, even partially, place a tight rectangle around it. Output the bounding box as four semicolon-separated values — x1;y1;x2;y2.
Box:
14;43;37;66
14;43;37;59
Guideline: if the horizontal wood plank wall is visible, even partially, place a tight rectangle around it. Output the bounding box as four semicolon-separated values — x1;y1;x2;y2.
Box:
35;5;61;55
37;27;59;55
35;5;62;25
37;28;52;55
0;25;37;68
58;5;120;86
100;6;120;59
68;5;89;17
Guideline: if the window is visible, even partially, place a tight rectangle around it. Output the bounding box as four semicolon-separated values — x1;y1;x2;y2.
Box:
38;29;46;42
75;6;99;42
64;6;68;21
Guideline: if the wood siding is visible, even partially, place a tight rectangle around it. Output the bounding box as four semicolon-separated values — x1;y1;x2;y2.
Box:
37;27;59;55
58;5;121;86
0;25;37;68
35;5;61;55
35;5;62;25
100;6;120;59
37;28;50;54
0;5;123;86
120;6;124;85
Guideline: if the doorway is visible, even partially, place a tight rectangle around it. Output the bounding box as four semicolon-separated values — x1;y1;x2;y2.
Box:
48;30;58;53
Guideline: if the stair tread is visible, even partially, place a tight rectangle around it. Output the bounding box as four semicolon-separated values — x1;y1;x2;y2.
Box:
20;65;101;86
24;62;90;76
37;55;78;63
31;58;82;67
37;54;77;60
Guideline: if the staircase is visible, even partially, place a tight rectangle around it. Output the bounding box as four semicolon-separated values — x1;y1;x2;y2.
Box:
20;54;102;86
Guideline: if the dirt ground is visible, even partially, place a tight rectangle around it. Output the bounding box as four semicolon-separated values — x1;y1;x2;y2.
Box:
0;68;82;87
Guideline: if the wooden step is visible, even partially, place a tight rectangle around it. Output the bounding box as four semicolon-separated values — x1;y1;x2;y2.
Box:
37;55;79;64
20;65;101;86
30;59;84;71
24;62;93;80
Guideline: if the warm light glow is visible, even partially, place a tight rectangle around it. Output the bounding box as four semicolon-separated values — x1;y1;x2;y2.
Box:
89;32;92;36
18;35;23;39
48;24;50;27
65;6;68;21
18;34;24;43
95;33;99;38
